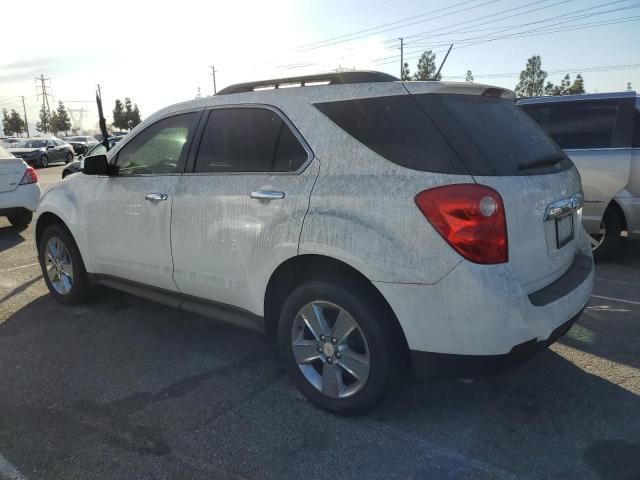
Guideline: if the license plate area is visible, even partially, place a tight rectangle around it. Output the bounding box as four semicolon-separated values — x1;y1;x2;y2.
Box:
555;214;574;249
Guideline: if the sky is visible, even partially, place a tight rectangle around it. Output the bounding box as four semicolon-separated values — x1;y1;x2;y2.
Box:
1;0;639;134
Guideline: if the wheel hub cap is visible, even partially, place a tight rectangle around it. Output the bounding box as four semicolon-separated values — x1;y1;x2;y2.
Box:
322;343;335;357
291;301;370;399
44;236;73;295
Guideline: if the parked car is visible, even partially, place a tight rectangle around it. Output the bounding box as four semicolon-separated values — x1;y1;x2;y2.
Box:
62;136;125;178
66;136;99;155
8;138;74;167
35;72;593;414
1;138;21;147
0;145;40;227
518;91;640;259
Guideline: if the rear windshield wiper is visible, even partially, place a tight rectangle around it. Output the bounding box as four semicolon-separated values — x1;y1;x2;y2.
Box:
517;154;565;171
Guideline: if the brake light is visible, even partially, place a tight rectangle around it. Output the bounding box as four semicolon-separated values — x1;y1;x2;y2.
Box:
415;184;508;264
19;167;38;185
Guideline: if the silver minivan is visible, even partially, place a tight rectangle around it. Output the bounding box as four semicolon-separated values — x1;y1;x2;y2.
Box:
519;92;640;259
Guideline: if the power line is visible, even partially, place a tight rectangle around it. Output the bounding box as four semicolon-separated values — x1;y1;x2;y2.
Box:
372;9;640;67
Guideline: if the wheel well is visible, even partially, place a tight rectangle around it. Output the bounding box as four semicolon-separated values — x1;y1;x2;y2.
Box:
264;254;409;350
607;200;627;232
35;212;68;249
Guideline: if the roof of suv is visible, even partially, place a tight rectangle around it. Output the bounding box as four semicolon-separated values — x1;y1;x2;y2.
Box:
145;71;515;125
518;90;637;105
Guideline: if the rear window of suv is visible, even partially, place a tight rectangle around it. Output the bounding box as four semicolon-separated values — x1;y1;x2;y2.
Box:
315;93;571;176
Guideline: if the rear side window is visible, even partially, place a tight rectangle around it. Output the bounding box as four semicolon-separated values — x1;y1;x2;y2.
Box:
194;108;308;173
416;94;571;175
314;95;466;174
522;101;620;149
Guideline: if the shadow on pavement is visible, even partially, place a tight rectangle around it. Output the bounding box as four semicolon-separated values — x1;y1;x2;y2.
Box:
0;291;638;480
0;224;27;253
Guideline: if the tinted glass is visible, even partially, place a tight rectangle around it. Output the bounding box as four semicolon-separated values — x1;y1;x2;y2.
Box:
416;94;571;175
195;108;307;173
521;100;619;149
116;113;196;174
87;144;107;156
314;95;465;174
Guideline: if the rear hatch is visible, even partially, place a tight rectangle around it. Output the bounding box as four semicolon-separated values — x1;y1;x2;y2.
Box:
0;146;26;193
404;83;581;293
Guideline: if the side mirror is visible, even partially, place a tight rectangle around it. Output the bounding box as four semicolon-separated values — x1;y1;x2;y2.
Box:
83;154;118;175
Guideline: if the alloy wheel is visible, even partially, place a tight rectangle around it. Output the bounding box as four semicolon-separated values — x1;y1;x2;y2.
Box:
291;301;370;399
45;236;74;295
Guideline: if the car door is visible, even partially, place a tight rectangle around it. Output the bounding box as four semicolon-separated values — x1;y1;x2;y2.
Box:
46;140;60;161
84;111;201;291
171;106;319;316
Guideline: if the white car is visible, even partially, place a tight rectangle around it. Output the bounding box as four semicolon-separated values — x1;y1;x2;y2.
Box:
0;145;40;227
34;72;593;414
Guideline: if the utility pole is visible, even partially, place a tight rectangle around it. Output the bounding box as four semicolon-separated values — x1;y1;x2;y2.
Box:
20;96;30;137
399;37;404;80
35;74;53;133
209;65;217;94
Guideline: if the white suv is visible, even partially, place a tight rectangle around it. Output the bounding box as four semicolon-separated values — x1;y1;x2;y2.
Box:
35;72;593;414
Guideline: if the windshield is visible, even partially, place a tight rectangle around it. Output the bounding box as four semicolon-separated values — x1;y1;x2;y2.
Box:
86;143;107;156
13;140;47;148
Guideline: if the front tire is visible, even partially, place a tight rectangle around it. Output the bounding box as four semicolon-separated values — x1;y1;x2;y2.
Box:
591;209;621;261
38;224;91;304
39;154;48;168
7;211;32;228
66;152;73;163
278;278;401;415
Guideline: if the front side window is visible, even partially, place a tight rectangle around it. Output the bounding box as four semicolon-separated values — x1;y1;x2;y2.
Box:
194;108;308;173
633;108;640;148
522;100;620;149
116;113;197;174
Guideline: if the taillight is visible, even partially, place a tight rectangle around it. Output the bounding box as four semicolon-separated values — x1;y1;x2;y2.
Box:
19;167;38;185
415;184;508;264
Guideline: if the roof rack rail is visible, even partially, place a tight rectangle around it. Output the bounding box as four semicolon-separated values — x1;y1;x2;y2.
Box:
217;71;399;95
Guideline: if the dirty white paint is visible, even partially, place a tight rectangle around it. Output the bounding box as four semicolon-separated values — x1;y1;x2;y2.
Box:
34;80;594;358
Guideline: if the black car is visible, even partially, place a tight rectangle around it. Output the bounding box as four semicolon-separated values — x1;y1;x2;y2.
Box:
66;136;99;155
62;136;125;178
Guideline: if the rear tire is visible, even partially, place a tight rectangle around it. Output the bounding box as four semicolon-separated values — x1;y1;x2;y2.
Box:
39;154;48;168
38;224;91;304
7;211;32;228
278;278;402;415
592;209;621;261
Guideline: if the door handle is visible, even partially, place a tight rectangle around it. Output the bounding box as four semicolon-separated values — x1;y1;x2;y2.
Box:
250;190;285;200
145;193;168;202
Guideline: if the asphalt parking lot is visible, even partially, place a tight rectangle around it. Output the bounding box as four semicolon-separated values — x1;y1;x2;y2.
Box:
0;164;638;480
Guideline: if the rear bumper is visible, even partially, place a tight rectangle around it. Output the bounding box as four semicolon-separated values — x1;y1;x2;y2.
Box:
410;307;583;379
374;228;594;359
0;183;41;213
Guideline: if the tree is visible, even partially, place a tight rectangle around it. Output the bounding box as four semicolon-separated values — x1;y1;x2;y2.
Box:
401;62;411;81
8;110;25;137
130;104;142;129
413;50;441;81
568;74;585;94
465;70;474;82
36;105;51;133
123;98;133;130
514;55;547;98
544;81;556;96
2;109;11;136
627;82;633;91
112;99;126;130
54;101;72;135
49;112;60;135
